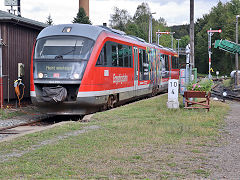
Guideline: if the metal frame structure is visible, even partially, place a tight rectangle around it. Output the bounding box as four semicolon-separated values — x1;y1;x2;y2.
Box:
207;28;222;79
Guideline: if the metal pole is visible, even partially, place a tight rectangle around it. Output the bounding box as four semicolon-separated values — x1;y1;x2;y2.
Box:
176;39;181;56
150;14;152;43
208;28;212;79
148;16;151;43
171;34;173;49
0;29;3;108
236;15;239;86
190;0;194;68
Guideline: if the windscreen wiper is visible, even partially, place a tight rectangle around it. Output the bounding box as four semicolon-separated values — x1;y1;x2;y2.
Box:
55;41;77;59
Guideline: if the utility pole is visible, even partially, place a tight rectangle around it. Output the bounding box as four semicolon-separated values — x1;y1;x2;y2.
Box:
190;0;194;68
236;15;240;86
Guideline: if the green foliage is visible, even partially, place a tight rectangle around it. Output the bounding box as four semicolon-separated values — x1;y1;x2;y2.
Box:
187;78;214;92
170;24;189;39
73;8;91;24
195;0;240;74
46;14;53;25
109;3;173;48
109;7;132;31
179;35;190;48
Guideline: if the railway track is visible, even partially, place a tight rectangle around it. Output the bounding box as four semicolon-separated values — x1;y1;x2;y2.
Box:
211;83;240;101
0;115;84;142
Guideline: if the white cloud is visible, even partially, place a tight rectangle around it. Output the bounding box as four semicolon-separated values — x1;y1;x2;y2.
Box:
0;0;232;26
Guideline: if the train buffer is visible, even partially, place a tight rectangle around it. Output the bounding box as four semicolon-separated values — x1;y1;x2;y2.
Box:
214;39;240;54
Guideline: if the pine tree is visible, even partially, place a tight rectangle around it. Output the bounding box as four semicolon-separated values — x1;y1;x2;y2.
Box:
46;14;53;25
73;8;91;24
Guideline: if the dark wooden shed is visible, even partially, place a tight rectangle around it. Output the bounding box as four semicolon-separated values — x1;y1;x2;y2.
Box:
0;10;47;105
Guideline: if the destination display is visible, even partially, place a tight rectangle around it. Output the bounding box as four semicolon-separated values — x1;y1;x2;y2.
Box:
34;61;86;80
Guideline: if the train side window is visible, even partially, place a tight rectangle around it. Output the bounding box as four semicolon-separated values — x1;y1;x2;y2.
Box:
139;49;143;80
139;49;149;80
96;44;107;66
118;44;124;67
142;49;149;80
123;45;129;67
112;44;117;66
128;46;133;67
165;55;169;70
172;56;179;69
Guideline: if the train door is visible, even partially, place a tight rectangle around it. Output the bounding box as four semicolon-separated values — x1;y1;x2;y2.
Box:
133;47;138;96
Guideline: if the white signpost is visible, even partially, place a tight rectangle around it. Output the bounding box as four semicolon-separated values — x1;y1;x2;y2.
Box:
167;79;179;109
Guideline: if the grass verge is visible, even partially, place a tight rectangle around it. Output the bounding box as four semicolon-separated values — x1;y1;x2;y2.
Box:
0;95;229;179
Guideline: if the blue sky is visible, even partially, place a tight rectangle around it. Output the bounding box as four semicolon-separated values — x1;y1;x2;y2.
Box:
0;0;232;26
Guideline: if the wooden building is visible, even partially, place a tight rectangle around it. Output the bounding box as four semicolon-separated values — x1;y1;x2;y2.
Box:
0;10;47;105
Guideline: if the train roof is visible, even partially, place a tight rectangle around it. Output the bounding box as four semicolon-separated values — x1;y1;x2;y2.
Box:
37;23;177;54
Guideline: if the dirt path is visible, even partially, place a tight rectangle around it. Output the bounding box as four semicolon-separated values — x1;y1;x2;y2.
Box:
209;102;240;179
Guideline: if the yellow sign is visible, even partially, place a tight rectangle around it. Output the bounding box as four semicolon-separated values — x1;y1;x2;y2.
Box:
209;68;214;73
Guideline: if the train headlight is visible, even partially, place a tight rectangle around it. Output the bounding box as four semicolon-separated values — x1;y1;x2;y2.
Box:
38;72;44;78
73;73;80;79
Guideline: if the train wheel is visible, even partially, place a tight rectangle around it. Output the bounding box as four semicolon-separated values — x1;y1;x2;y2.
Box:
107;95;118;109
107;95;114;109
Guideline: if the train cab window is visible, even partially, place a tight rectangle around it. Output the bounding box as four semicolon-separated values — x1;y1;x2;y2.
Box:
96;44;107;66
34;36;94;60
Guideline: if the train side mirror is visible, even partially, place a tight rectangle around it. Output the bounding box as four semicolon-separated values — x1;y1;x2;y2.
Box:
18;63;25;78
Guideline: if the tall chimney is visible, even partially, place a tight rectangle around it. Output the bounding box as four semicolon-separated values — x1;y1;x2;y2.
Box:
79;0;89;17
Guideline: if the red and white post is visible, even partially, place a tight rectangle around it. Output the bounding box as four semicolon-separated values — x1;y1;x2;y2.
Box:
207;28;222;79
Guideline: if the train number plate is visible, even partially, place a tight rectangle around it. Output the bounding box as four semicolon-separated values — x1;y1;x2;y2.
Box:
53;73;60;78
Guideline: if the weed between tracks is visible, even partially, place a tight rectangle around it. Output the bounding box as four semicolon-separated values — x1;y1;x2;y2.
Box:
0;95;229;179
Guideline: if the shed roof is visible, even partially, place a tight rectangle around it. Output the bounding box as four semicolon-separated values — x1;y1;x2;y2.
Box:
0;10;47;30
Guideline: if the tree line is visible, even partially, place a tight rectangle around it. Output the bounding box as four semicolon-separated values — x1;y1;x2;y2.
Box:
46;0;240;74
195;0;240;74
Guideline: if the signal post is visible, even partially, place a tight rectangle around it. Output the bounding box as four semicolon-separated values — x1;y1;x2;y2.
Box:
207;28;222;79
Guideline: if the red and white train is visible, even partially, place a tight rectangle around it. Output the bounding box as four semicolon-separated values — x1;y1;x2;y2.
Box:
30;24;179;115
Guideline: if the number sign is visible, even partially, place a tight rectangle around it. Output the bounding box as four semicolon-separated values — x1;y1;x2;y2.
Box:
168;79;179;102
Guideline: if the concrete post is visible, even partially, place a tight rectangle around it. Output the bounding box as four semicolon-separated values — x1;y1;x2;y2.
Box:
79;0;89;17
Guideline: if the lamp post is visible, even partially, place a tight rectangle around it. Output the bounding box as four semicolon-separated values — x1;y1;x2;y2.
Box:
176;39;181;57
236;15;240;86
149;12;156;43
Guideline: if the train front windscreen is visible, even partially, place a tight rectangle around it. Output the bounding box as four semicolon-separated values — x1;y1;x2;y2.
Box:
33;36;94;82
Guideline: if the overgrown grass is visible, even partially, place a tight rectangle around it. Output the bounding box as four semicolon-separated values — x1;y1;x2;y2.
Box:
0;95;229;179
0;109;25;119
222;79;233;88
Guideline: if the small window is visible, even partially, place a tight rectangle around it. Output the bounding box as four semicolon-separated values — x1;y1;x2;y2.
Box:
96;44;107;66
